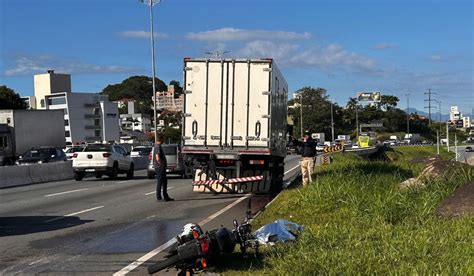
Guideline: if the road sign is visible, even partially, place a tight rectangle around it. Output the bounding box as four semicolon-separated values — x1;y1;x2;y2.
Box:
322;155;332;165
357;91;381;102
322;144;344;153
360;123;383;128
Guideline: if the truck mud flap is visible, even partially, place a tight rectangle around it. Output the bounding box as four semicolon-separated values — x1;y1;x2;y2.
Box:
192;169;271;194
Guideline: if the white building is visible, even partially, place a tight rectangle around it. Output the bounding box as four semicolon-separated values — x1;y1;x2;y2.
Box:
34;70;71;109
449;106;461;122
34;70;119;145
119;101;152;132
462;116;471;128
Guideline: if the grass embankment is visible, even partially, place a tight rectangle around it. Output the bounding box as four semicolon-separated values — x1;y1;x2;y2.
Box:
219;146;473;275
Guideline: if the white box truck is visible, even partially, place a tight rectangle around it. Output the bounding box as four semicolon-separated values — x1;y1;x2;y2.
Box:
0;110;65;165
182;58;288;194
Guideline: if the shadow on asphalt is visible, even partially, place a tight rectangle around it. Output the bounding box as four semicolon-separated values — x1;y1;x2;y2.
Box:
0;216;92;237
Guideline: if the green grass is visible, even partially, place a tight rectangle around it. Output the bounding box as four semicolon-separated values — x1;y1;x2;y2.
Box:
216;147;473;275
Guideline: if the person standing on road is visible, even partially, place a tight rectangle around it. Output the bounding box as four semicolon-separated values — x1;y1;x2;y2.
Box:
300;131;317;186
154;134;174;202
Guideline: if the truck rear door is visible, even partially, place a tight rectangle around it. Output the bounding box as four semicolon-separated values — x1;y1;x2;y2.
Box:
183;59;271;149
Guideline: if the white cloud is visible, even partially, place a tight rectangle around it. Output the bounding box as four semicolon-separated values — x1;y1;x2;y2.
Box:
236;41;376;73
4;55;139;76
117;30;169;39
429;55;442;61
186;28;311;42
374;43;397;49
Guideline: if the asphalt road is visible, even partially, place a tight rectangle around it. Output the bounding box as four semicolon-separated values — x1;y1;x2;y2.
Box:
0;155;301;275
455;145;473;163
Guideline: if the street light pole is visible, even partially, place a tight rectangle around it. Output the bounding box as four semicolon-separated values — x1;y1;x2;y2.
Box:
299;93;303;138
405;93;410;134
142;0;160;142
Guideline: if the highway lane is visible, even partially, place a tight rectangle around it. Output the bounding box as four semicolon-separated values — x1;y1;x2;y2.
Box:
454;145;472;163
0;155;301;275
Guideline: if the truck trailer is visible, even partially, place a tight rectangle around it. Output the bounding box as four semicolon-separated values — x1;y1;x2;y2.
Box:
181;58;288;194
0;109;65;165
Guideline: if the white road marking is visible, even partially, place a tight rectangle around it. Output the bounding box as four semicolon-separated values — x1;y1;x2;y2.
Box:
44;188;88;197
284;164;300;175
144;187;174;195
113;194;251;275
28;258;46;266
117;180;129;184
44;206;104;223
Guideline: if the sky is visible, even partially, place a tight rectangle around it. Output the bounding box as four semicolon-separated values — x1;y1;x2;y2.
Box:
0;0;473;115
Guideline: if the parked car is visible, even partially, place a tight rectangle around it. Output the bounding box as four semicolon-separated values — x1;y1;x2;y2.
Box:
466;146;473;152
130;146;152;157
16;146;67;165
72;143;134;181
147;144;189;179
316;144;326;152
64;146;85;159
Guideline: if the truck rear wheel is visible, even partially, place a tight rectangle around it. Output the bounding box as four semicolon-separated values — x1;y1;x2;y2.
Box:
74;172;84;181
270;157;284;194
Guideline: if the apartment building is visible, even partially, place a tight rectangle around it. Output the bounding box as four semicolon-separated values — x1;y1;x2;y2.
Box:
154;85;184;112
34;70;119;145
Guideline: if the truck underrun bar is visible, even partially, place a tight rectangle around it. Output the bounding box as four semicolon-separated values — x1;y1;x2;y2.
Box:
192;175;264;185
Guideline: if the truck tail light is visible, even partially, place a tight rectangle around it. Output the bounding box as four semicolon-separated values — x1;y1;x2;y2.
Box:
103;152;112;158
72;153;78;158
148;152;152;161
218;159;234;165
200;239;209;254
249;160;265;165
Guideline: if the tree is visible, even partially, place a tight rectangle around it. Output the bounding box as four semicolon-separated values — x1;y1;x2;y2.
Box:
0;86;27;110
380;95;399;110
102;76;167;116
288;87;346;140
169;80;183;94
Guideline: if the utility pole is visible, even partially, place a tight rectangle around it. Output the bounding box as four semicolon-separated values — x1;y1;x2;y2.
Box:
424;88;435;125
446;122;450;152
297;92;303;138
405;93;410;134
331;102;334;142
355;101;359;138
436;130;439;155
455;133;458;161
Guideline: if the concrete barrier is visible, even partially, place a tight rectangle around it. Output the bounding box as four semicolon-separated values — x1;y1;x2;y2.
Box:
29;161;74;183
0;165;32;187
131;156;149;170
0;161;73;189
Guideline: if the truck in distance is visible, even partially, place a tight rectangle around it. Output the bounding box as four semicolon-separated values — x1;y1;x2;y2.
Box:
181;58;288;194
0;110;65;166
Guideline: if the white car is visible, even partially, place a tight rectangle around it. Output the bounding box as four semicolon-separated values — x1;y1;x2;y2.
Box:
64;146;85;159
72;143;134;181
130;146;152;157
